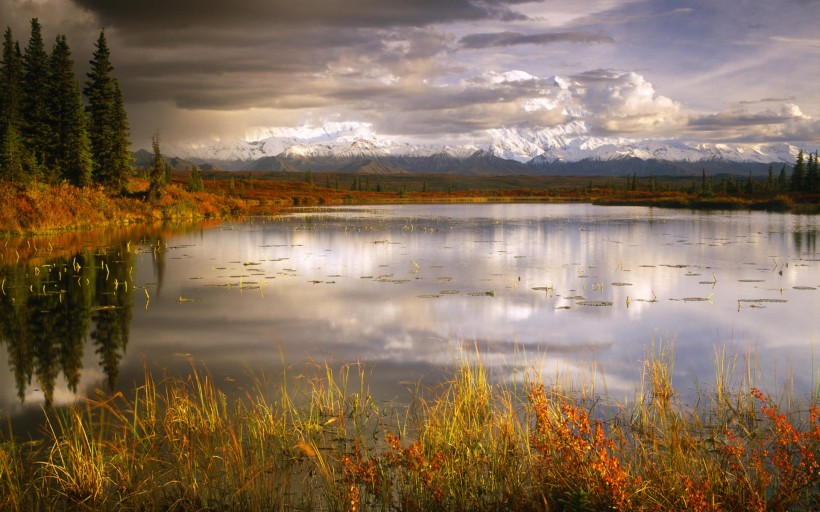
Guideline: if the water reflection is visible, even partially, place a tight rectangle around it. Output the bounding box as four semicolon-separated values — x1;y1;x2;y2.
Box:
0;206;818;431
0;224;201;409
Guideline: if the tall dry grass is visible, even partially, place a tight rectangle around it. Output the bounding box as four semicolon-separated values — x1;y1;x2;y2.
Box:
0;345;817;511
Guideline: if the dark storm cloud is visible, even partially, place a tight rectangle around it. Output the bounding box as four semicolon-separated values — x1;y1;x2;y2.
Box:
70;0;530;31
459;30;613;49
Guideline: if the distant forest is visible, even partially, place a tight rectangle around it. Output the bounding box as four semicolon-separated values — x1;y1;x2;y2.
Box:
0;19;131;191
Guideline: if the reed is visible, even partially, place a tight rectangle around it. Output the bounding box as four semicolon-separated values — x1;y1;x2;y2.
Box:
0;345;817;511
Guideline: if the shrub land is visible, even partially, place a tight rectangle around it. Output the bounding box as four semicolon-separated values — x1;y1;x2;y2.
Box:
0;347;817;511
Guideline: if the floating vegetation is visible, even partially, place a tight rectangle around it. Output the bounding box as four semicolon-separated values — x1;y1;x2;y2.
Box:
89;305;119;311
565;295;585;300
378;278;410;284
417;294;440;299
577;301;613;307
439;289;460;295
793;286;816;290
178;296;201;303
661;264;689;268
467;291;495;297
611;282;633;286
681;292;714;303
555;305;571;309
739;279;765;283
738;298;788;303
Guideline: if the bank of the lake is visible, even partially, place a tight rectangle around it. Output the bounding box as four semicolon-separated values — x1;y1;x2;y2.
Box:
3;173;818;236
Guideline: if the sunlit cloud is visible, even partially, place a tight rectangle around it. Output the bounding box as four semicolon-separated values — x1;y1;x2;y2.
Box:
0;0;817;148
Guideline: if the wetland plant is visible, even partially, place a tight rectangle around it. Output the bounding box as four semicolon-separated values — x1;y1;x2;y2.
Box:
0;346;817;511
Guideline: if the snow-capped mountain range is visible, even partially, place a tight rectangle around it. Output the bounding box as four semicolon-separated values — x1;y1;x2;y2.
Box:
163;121;801;176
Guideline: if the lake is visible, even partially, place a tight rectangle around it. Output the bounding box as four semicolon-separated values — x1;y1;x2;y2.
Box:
1;203;818;431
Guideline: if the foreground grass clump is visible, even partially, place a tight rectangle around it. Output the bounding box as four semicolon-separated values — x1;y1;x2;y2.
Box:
0;349;818;511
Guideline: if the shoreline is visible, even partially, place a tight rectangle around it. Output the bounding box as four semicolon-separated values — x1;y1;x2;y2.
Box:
2;175;818;237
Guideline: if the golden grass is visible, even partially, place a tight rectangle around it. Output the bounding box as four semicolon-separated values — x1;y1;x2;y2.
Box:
0;346;818;511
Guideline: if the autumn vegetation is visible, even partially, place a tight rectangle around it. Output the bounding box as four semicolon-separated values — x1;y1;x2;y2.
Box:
0;346;817;511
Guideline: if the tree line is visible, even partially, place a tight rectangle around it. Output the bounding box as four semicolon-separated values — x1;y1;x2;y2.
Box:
0;19;131;191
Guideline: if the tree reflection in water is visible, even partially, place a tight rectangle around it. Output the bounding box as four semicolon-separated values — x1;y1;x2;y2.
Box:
0;221;203;406
0;244;133;405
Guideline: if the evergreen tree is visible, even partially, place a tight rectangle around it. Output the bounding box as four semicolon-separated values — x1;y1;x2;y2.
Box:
790;150;805;192
187;163;204;192
47;35;92;187
147;132;165;203
0;27;25;183
805;152;819;193
744;171;754;194
0;123;24;181
766;165;775;192
21;18;52;180
110;79;132;186
777;164;788;192
84;30;131;190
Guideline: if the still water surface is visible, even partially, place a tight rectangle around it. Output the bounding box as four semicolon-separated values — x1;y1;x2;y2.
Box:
1;203;818;429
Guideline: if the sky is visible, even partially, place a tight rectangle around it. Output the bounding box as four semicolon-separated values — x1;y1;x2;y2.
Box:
1;0;819;150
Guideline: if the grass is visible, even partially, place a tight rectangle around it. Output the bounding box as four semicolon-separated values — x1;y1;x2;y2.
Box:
0;345;817;511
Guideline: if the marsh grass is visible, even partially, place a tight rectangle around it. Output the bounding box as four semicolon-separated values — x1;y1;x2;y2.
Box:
0;346;818;511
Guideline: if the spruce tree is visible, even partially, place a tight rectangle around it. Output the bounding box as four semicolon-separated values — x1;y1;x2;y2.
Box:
805;152;819;193
22;18;52;180
110;79;132;186
47;35;92;187
187;163;204;192
0;27;25;183
84;30;131;190
766;165;775;192
790;150;805;192
777;164;788;192
147;132;165;203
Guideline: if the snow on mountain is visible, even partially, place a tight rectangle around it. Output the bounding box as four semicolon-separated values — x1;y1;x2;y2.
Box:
166;117;799;171
169;125;799;169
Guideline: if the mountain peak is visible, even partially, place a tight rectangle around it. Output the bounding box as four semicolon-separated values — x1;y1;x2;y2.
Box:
163;123;801;176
